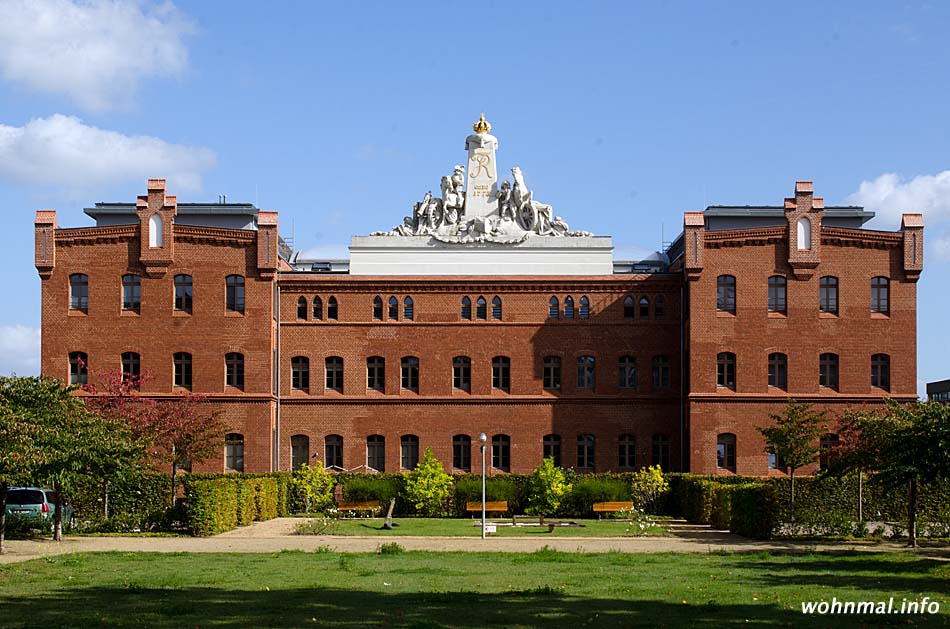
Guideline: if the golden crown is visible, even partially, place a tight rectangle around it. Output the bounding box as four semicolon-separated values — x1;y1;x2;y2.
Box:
472;113;491;134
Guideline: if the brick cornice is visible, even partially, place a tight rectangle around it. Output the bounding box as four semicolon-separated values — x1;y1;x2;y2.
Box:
704;227;786;248
56;225;137;245
820;226;902;249
174;225;256;245
687;393;917;403
279;396;679;406
278;275;683;293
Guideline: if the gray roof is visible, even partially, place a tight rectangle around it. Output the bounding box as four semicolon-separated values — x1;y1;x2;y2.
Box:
84;202;259;219
704;205;874;220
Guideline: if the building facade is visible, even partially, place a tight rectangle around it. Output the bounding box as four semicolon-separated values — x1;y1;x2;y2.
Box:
35;119;924;476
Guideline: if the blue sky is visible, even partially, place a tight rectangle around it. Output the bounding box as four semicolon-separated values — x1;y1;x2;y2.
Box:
0;1;947;396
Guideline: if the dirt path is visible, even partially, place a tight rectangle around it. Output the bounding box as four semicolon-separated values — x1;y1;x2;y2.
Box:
2;519;946;565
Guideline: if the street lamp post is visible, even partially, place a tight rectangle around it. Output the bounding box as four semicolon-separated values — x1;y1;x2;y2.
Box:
479;432;487;539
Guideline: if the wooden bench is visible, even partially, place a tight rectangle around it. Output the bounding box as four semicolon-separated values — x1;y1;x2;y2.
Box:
466;501;508;514
592;501;634;519
337;500;381;514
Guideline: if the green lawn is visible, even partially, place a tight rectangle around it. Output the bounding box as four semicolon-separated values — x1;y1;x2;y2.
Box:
296;517;668;537
0;551;947;627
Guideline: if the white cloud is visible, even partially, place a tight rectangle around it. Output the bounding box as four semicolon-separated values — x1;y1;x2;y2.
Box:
0;114;216;192
0;325;40;376
932;232;950;262
846;171;950;227
0;0;192;111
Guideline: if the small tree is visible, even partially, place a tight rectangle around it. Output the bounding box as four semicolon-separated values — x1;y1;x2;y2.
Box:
629;465;669;515
403;448;453;516
290;462;335;513
0;404;36;553
757;400;826;521
525;457;571;516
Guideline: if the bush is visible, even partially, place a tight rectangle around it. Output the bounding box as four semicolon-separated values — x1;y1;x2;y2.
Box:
255;477;278;521
291;463;336;514
524;458;571;516
403;448;454;517
559;476;630;518
682;478;720;525
186;478;238;536
272;472;292;517
67;472;172;532
235;478;256;526
452;475;526;516
630;465;669;515
710;484;734;530
729;483;778;539
339;474;406;513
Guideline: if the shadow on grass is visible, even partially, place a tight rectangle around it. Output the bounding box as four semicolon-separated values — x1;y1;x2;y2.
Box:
740;553;950;592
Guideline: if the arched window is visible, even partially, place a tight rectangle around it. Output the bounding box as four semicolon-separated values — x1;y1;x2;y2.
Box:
492;434;510;471
819;433;839;470
476;296;487;320
654;296;665;319
768;276;787;314
367;435;385;471
623;295;634;320
372;296;383;320
400;435;419;470
717;433;736;471
291;356;310;392
122;274;141;312
819;353;839;390
388;296;398;320
652;434;670;470
173;352;192;390
453;434;471;471
225;352;244;389
871;277;889;315
491;296;502;320
618;356;637;389
768;353;787;390
871;354;890;391
225;433;244;472
325;356;344;392
548;296;559;319
579;296;590;319
367;356;385;392
327;296;338;320
576;356;595;389
297;296;308;320
121;352;140;386
325;434;343;469
492;356;511;391
69;351;88;385
312;296;323;320
174;275;193;313
638;296;650;319
717;275;736;314
577;434;595;469
452;356;471;391
291;435;309;470
70;274;89;312
652;355;670;388
819;276;838;315
543;356;561;390
543;434;561;467
797;217;811;250
404;296;414;320
564;296;575;319
717;352;736;390
148;213;163;248
461;296;472;320
401;356;419;392
226;275;245;313
618;434;636;469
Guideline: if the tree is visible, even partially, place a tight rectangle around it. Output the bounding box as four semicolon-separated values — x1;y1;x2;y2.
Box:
757;400;826;521
290;462;335;513
835;400;950;547
403;448;453;517
525;457;571;516
0;404;37;553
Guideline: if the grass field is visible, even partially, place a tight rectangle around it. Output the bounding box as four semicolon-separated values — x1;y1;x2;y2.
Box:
295;517;668;537
0;551;946;627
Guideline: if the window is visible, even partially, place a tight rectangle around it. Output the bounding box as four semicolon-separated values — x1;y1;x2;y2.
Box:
291;356;310;392
768;449;786;471
768;276;787;314
618;356;637;389
717;275;736;314
453;434;471;471
543;434;561;467
291;435;309;470
388;296;398;320
871;354;890;390
476;296;487;320
819;276;838;315
491;296;502;320
548;296;559;319
492;434;510;471
717;433;736;471
367;356;385;392
174;275;192;313
564;296;574;319
148;213;163;247
717;352;736;390
618;434;636;469
623;295;634;319
576;356;595;389
797;217;811;250
70;274;88;312
871;277;889;315
121;352;140;385
404;296;414;320
325;356;344;392
652;355;670;388
174;352;192;389
819;353;839;390
654;296;665;319
225;352;244;389
225;433;244;471
492;356;510;391
297;296;307;320
543;356;562;390
367;435;385;471
462;296;472;320
325;435;343;469
122;274;141;312
373;296;383;320
401;435;419;470
639;297;649;319
226;275;245;313
768;353;787;390
652;434;670;470
577;434;595;469
327;296;338;320
579;296;590;319
401;356;419;392
452;356;471;391
312;296;323;320
819;433;839;470
69;351;88;385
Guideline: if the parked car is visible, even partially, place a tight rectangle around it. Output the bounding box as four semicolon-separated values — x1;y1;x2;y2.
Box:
5;487;73;528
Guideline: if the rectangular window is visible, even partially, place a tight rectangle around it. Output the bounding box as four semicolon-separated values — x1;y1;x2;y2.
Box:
577;434;595;469
325;357;344;392
401;357;419;392
491;435;510;471
819;353;839;390
291;357;310;391
175;275;193;313
652;435;670;470
367;357;385;392
401;435;419;470
492;356;510;391
122;274;141;312
543;356;561;390
543;434;561;467
768;353;787;390
367;435;385;471
618;356;637;389
576;356;595;390
225;353;244;389
69;352;88;385
325;435;343;469
618;435;636;469
652;357;670;388
70;274;89;312
717;353;736;390
871;277;890;315
819;276;838;314
291;435;309;470
871;354;890;390
717;276;736;314
174;352;192;389
453;435;471;471
226;275;245;313
453;356;471;391
767;277;786;314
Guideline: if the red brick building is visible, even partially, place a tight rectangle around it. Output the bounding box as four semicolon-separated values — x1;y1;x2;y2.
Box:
34;125;923;476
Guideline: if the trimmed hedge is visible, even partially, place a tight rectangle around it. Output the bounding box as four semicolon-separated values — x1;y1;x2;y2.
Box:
558;476;631;517
729;483;779;539
67;472;174;532
255;478;279;521
185;478;238;536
